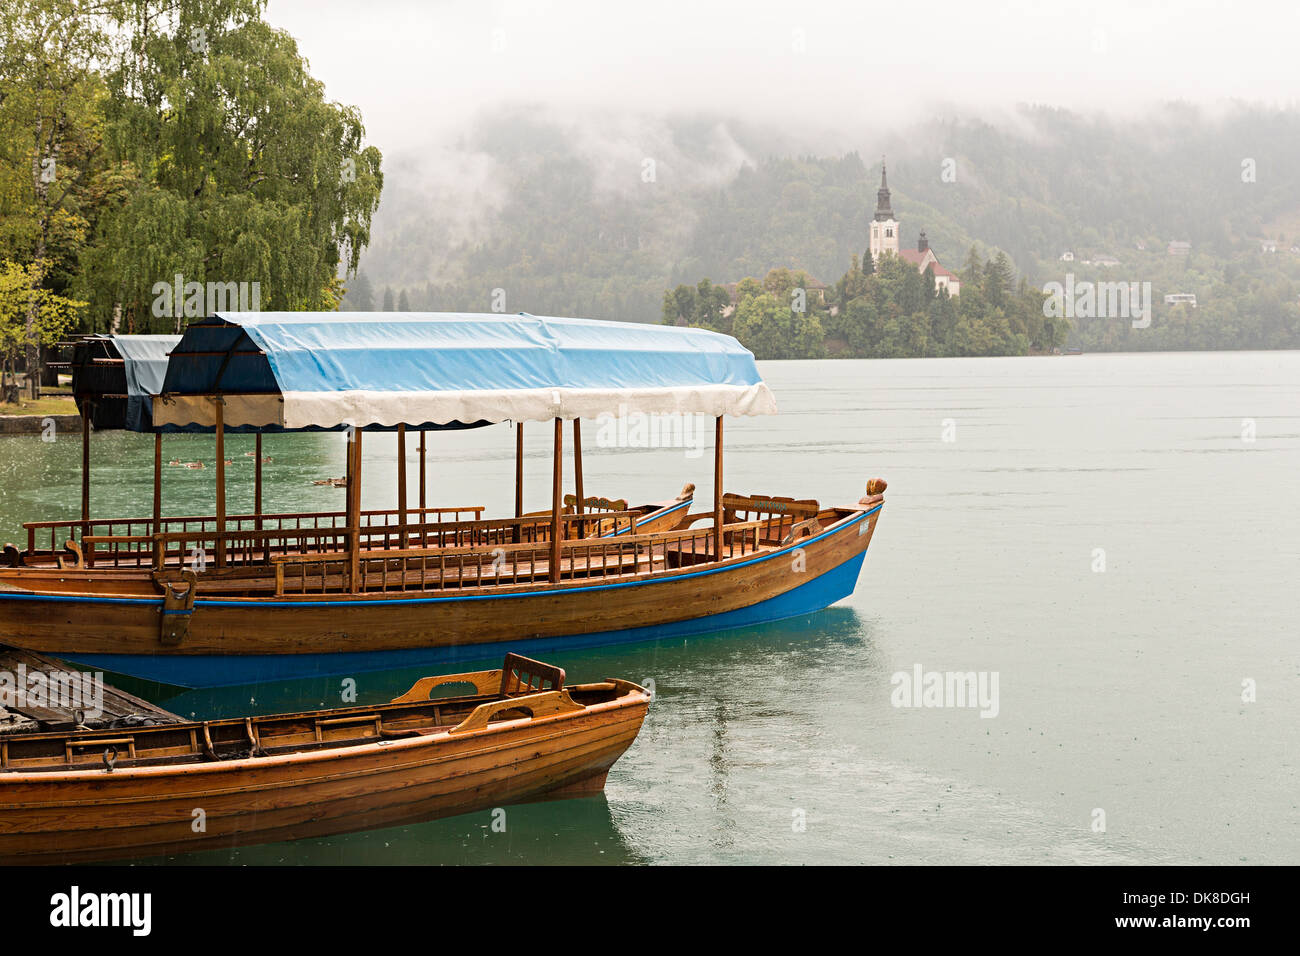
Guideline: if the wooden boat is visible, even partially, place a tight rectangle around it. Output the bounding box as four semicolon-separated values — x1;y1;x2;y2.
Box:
0;313;886;687
0;654;651;864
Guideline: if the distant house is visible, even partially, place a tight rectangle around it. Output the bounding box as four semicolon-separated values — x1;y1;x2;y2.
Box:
1060;250;1075;262
1134;240;1147;251
1164;293;1197;307
1168;241;1192;256
719;282;741;320
802;276;829;304
1261;240;1278;253
1093;255;1120;267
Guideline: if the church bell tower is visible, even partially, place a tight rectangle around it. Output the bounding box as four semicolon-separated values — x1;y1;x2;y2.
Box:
869;158;899;261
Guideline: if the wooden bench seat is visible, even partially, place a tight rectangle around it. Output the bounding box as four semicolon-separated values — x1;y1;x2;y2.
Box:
722;493;821;545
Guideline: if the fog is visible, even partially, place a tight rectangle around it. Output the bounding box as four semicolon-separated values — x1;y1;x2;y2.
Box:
266;0;1300;153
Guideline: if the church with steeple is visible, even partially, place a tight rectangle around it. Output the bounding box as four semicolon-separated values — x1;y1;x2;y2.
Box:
867;159;960;296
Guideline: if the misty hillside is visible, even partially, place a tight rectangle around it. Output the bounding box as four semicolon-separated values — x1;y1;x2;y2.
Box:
347;104;1300;345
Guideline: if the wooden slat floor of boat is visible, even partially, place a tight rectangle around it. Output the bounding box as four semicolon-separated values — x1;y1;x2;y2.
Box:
0;645;184;735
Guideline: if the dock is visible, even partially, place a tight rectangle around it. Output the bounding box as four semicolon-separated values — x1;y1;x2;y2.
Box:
0;644;182;735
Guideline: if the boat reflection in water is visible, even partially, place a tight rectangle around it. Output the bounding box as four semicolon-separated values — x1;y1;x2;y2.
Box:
143;791;649;866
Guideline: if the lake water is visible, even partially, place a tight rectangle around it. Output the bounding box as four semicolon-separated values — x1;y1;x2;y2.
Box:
0;351;1296;864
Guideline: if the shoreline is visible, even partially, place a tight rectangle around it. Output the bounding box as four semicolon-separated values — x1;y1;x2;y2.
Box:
0;413;81;435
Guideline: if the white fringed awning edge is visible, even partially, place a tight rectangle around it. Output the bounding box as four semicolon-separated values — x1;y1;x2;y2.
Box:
154;382;778;429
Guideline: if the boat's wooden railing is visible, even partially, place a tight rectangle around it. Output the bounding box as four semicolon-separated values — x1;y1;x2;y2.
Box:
22;506;485;564
270;520;767;596
21;507;642;569
78;510;642;570
147;527;353;571
360;510;641;550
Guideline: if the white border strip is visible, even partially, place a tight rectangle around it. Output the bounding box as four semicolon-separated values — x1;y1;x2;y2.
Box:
154;383;778;429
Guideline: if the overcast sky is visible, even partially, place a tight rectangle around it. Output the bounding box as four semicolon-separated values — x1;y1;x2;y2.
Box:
265;0;1300;152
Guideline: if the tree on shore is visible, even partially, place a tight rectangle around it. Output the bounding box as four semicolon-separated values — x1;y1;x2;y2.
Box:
0;259;82;402
0;0;105;395
0;0;385;387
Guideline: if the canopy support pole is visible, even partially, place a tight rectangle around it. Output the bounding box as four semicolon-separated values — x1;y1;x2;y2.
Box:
152;432;162;537
549;418;562;583
713;416;724;560
348;428;363;592
345;431;353;496
79;401;90;543
214;397;226;568
514;422;524;518
572;419;584;535
418;429;427;518
254;433;263;531
397;423;407;547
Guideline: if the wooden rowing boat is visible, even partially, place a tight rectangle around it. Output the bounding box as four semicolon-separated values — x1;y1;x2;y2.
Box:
0;654;650;864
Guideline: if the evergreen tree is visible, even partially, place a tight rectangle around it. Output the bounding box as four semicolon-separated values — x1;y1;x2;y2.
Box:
345;272;374;311
960;246;983;286
398;288;411;311
985;251;1015;308
382;286;395;312
692;279;732;333
661;283;697;325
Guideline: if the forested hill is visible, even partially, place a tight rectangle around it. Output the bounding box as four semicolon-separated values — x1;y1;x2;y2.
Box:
348;104;1300;352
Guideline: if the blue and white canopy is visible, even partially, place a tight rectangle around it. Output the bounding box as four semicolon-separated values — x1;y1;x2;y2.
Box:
154;312;777;430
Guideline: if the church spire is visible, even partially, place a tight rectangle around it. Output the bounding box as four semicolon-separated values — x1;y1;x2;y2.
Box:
874;157;894;222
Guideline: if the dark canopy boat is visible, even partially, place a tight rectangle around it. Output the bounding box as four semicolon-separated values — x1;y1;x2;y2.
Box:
0;312;886;687
68;333;179;431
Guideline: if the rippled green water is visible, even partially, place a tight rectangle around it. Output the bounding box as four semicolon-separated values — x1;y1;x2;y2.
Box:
1;351;1296;864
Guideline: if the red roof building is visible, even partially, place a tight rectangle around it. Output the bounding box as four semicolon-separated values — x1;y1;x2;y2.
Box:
896;232;961;296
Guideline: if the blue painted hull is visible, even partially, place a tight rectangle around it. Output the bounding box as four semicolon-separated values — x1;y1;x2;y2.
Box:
58;549;868;688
